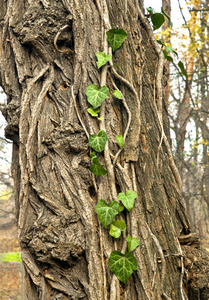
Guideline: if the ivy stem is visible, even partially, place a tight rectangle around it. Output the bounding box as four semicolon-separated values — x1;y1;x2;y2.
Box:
99;34;117;201
109;73;132;166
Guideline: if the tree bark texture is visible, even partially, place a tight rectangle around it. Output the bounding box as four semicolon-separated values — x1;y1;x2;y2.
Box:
0;0;209;299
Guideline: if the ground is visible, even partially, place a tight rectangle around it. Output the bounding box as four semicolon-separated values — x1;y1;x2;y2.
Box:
0;195;22;300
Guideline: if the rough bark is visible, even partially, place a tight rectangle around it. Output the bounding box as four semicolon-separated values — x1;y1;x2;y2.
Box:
0;0;209;299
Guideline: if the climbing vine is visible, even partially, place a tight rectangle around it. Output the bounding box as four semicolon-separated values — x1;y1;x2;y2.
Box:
84;7;184;286
84;28;140;283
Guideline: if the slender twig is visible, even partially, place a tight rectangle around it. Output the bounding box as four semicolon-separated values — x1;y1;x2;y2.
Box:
0;207;14;214
0;137;12;143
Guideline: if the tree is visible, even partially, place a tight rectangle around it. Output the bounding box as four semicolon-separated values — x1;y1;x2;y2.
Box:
167;0;209;240
0;0;209;299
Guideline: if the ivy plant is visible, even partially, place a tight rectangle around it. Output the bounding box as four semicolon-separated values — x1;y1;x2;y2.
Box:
90;152;108;176
85;27;140;284
85;84;110;108
87;107;100;117
95;189;140;283
96;52;112;68
109;220;127;238
89;130;108;153
113;90;122;99
146;7;187;77
108;251;138;284
118;190;138;212
115;135;124;148
126;236;140;252
106;28;128;53
95;200;122;229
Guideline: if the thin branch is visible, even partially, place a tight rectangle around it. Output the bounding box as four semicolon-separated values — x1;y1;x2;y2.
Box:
0;207;14;214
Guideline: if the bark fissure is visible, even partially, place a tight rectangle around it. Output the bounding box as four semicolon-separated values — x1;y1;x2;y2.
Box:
1;0;209;299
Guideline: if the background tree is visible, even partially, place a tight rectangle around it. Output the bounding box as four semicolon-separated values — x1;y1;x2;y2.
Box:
166;0;209;243
0;0;209;299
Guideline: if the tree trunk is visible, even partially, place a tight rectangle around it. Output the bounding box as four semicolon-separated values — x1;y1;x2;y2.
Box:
0;0;209;299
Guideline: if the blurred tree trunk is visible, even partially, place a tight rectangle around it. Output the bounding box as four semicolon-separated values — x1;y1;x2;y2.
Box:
162;0;171;108
0;0;209;299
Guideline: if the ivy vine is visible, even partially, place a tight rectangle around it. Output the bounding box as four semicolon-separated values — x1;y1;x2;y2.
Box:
84;27;140;284
84;11;182;282
146;6;187;77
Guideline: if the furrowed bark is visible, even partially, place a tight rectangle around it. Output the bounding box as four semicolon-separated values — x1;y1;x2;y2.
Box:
0;0;209;299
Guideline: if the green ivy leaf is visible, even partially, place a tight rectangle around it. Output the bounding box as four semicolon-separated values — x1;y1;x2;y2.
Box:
85;84;110;109
161;8;173;28
109;220;127;238
126;236;140;252
89;130;108;153
87;107;100;117
90;163;108;176
146;7;155;14
151;13;165;31
163;50;173;62
96;52;112;69
98;117;103;121
108;251;137;284
119;204;124;212
118;190;137;212
156;39;165;46
115;135;124;148
165;45;178;57
106;29;128;53
113;90;123;99
165;56;173;62
90;152;108;176
95;200;120;229
178;61;187;77
165;45;174;53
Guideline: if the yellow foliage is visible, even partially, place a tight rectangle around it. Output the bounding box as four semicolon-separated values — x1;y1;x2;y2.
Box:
199;139;208;146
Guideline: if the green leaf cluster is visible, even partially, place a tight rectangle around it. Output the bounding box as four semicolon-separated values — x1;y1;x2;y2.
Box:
95;190;137;231
85;27;140;285
95;190;140;283
109;220;126;238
